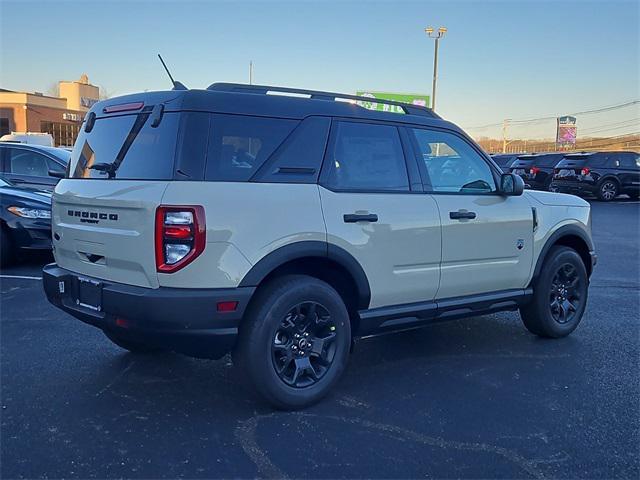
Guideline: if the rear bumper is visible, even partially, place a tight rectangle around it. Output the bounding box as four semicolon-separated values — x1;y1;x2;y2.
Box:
42;263;255;359
551;179;596;196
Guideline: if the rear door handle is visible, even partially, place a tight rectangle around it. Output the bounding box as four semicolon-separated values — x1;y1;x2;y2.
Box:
343;213;379;223
449;210;476;220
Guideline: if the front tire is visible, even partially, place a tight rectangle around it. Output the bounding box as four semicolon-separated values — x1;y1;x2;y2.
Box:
520;246;588;338
597;179;619;201
104;331;162;354
0;227;14;267
234;275;351;410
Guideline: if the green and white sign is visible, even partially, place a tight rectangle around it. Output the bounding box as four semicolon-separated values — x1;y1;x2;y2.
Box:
356;91;431;113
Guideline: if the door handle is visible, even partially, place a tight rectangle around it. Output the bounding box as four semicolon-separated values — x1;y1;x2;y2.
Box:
343;213;379;223
449;210;476;220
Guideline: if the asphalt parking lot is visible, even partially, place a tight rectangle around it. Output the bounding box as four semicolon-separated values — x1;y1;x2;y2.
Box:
1;199;638;479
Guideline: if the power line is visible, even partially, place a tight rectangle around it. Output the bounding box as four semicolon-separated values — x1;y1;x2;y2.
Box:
467;99;640;130
580;121;640;135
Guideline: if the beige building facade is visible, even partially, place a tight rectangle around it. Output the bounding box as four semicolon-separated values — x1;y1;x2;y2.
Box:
0;74;100;146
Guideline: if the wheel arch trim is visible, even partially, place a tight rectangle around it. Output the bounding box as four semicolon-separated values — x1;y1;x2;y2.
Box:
530;224;594;284
238;240;372;309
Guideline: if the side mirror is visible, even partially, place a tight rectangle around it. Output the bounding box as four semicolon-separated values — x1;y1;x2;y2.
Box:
500;173;524;196
48;169;65;179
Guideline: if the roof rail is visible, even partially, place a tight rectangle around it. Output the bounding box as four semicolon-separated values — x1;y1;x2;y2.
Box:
207;83;439;118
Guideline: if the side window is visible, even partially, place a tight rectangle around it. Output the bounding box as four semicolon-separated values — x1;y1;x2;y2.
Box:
205;114;298;182
587;154;606;167
618;153;639;169
324;121;409;192
6;149;50;177
46;157;65;173
410;128;496;193
253;116;330;183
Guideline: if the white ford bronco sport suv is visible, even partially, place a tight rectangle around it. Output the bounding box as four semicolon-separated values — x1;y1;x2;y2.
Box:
43;84;596;409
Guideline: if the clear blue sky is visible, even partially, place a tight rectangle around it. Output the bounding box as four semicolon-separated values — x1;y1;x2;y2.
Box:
1;0;638;138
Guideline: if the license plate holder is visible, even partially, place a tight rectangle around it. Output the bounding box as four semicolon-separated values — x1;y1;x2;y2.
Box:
77;277;102;312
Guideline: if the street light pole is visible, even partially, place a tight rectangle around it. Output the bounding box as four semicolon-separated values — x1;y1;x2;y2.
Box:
425;26;447;112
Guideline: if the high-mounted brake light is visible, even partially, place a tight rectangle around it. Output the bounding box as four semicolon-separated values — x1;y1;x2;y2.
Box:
155;206;206;273
581;167;590;176
103;102;144;114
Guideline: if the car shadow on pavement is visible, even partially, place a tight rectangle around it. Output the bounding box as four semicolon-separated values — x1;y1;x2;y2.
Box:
86;311;580;415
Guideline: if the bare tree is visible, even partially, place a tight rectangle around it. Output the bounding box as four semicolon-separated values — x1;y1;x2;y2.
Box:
46;82;59;97
99;86;114;100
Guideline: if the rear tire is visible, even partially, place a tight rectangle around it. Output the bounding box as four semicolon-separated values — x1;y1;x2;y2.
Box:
520;246;588;338
234;275;351;410
597;179;619;201
104;331;162;354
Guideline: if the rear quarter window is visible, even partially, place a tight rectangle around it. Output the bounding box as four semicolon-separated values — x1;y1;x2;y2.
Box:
204;114;298;182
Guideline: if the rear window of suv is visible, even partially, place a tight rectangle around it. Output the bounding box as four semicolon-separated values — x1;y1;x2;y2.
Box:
69;112;180;180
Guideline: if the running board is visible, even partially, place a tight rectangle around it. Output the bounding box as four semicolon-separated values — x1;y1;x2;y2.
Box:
357;288;533;337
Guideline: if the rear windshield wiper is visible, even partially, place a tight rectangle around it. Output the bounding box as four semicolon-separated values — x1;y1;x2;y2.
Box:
89;109;153;179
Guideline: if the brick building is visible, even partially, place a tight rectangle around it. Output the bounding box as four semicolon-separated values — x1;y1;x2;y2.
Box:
0;74;99;146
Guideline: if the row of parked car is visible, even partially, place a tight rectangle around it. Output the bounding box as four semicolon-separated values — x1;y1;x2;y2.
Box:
491;151;640;201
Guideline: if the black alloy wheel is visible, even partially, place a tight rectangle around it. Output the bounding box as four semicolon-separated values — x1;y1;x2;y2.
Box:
549;263;583;324
598;180;618;201
271;301;337;388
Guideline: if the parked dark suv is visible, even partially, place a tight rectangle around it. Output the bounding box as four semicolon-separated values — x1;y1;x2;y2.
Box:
551;151;640;201
508;152;566;190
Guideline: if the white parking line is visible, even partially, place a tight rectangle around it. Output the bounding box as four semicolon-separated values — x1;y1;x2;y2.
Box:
0;275;42;280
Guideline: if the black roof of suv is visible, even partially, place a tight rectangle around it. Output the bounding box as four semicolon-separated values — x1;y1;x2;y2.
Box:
93;84;459;130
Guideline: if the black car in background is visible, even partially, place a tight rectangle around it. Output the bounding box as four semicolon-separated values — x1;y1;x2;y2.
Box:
551;151;640;201
507;152;566;190
490;153;523;170
0;143;70;191
0;176;52;265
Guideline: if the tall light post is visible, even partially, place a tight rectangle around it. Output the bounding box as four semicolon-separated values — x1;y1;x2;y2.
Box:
425;26;447;112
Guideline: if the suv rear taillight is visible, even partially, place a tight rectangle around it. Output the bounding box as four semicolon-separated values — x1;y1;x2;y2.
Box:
581;167;590;176
155;206;206;273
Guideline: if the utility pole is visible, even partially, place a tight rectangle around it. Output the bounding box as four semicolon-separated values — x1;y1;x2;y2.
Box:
502;119;511;153
249;61;253;85
425;26;447;111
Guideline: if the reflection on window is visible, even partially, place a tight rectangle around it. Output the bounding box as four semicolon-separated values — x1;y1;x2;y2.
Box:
40;121;81;147
411;128;495;193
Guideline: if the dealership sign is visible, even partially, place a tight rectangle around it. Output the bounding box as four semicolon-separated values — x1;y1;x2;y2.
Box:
356;91;430;113
62;112;82;122
557;116;577;147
